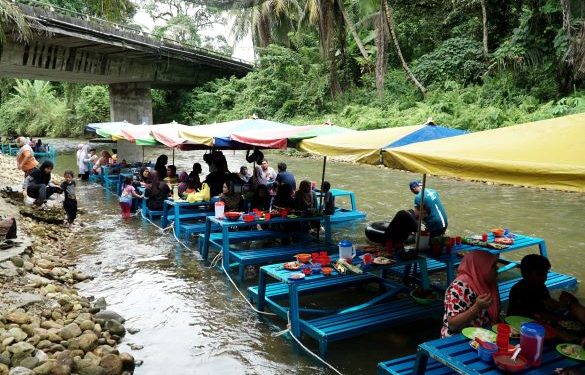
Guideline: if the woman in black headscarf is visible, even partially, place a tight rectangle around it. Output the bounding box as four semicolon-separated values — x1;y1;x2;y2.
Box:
23;160;61;205
154;155;168;179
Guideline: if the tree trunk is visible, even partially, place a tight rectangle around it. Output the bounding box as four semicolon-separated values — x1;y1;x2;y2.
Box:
381;0;427;96
375;5;388;97
336;0;368;59
480;0;488;55
256;12;271;48
318;0;342;97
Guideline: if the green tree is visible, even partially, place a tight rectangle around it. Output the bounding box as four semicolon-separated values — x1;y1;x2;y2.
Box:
0;80;68;136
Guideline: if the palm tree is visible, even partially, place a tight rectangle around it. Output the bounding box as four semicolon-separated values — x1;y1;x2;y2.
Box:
0;0;32;44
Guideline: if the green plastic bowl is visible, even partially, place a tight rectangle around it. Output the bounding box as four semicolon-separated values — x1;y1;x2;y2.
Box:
410;290;438;305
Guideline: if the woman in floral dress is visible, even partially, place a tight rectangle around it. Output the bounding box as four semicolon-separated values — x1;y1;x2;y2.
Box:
441;250;500;337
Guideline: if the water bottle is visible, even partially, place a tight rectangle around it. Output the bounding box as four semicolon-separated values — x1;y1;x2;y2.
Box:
172;185;179;201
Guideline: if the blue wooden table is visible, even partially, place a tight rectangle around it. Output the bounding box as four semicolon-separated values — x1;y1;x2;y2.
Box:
408;333;584;375
428;232;547;283
161;199;214;236
255;254;433;354
201;214;332;270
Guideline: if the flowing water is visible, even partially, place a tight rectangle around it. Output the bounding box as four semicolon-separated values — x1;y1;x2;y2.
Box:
49;143;584;374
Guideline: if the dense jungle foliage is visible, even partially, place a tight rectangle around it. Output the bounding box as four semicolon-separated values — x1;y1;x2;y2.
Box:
0;0;584;136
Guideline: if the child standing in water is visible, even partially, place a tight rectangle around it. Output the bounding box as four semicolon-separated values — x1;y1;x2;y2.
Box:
119;176;144;219
60;171;77;226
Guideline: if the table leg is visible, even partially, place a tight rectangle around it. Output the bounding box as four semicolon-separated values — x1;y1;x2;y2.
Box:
446;258;455;284
221;226;230;270
419;258;430;290
289;283;301;337
257;269;267;311
413;349;429;375
141;197;147;220
539;240;548;258
174;204;180;237
324;214;331;244
201;218;212;261
161;202;169;228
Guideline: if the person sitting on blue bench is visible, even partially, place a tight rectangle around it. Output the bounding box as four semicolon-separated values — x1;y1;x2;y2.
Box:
144;171;170;211
508;254;585;327
442;251;500;337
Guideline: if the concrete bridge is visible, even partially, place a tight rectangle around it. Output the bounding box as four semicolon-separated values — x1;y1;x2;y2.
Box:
0;3;253;124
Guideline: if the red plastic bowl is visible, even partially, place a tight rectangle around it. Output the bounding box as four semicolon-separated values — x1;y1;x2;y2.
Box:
224;212;241;221
242;214;256;222
493;353;528;373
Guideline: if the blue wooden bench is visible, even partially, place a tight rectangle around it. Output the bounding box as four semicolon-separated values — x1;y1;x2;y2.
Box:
230;241;336;281
198;230;312;260
378;354;456;375
248;273;382;318
33;145;55;163
302;298;444;355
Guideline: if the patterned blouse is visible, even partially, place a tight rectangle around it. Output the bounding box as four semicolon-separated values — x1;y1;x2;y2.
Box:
441;279;492;337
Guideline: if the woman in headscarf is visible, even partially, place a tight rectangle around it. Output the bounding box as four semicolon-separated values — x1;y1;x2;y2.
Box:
76;144;90;180
15;136;38;177
219;180;241;212
23;160;61;205
177;172;189;195
441;251;500;337
154;155;168;179
294;180;317;213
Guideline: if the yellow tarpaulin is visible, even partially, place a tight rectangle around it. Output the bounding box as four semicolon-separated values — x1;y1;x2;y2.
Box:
384;113;585;192
299;125;424;164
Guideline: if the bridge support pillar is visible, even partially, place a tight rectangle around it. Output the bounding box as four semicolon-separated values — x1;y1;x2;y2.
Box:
109;82;153;125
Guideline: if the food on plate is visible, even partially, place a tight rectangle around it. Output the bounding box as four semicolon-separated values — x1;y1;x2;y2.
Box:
283;261;300;270
494;237;514;245
322;267;333;276
373;256;394;265
337;259;363;274
557;343;585;361
461;327;497;343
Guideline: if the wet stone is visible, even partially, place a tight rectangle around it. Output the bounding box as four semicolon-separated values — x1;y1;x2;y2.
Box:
8;367;34;375
31;361;54;375
19;357;39;369
59;324;81;340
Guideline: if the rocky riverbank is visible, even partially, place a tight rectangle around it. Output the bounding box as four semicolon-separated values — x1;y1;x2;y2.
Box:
0;155;137;375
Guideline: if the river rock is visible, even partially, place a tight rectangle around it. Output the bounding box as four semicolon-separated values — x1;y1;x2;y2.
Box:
50;365;71;375
32;361;54;375
35;341;51;350
32;328;48;341
0;351;11;366
19;357;39;369
8;367;34;375
23;261;33;271
8;342;34;356
128;343;142;351
59;324;81;340
40;321;61;330
2;338;14;347
118;353;134;372
33;350;47;364
92;298;107;311
79;321;94;332
78;364;105;375
6;312;31;325
7;328;27;343
78;333;98;352
25;335;39;347
125;328;139;335
94;311;124;324
99;355;122;375
103;322;124;337
34;259;53;270
0;363;7;375
11;257;24;268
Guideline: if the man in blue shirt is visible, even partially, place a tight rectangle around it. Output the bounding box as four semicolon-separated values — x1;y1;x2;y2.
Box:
410;180;448;237
275;162;296;191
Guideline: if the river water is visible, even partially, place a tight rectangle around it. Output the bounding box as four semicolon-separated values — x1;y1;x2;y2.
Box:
49;143;584;374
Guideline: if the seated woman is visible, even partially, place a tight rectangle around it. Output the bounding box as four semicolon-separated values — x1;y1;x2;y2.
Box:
294;180;317;214
154;154;168;179
237;166;251;184
272;183;295;211
441;251;500;337
177;172;189;195
188;163;202;190
139;168;152;188
144;171;170;211
23;160;62;206
220;181;241;212
251;185;270;211
164;165;178;184
93;150;112;174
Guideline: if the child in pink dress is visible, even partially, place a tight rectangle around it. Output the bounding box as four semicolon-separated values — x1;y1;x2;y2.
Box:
119;176;143;219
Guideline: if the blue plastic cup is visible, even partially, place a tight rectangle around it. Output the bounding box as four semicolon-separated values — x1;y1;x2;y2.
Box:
477;342;498;363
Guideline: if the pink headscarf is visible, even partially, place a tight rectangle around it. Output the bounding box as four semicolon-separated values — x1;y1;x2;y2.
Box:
456;250;500;321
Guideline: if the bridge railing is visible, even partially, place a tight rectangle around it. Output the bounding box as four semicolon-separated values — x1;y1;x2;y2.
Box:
13;0;254;66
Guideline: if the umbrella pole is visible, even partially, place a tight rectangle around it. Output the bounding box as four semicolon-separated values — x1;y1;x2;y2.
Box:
172;148;175;164
318;156;327;212
415;174;427;253
142;146;144;163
